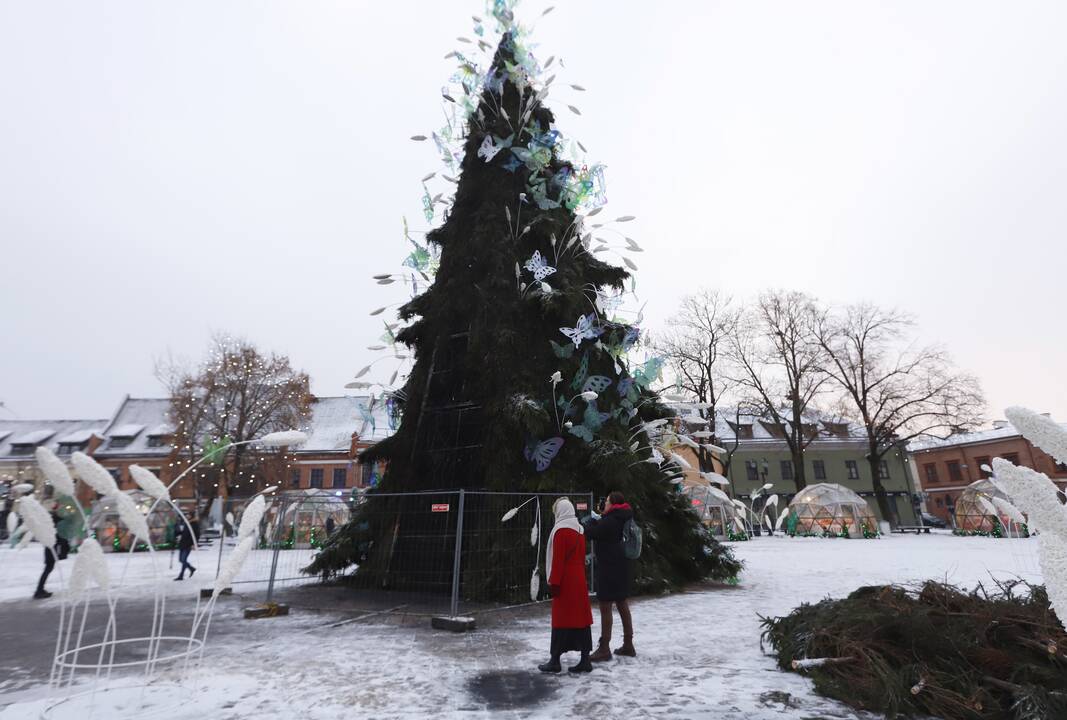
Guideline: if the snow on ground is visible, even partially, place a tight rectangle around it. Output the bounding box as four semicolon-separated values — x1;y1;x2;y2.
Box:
0;532;1045;719
0;543;319;603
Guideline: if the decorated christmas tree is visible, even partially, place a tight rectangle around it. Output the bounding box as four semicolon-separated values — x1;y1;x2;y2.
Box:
305;2;740;597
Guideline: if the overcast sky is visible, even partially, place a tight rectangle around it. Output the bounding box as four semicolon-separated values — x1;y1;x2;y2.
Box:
1;1;1065;427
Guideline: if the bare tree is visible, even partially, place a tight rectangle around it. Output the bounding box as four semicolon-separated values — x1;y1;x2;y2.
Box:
158;334;313;506
654;290;739;474
728;290;830;491
814;303;984;526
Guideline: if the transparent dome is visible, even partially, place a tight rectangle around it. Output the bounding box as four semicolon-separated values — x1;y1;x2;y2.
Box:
953;479;1025;536
681;484;739;538
786;483;877;538
88;490;181;552
267;489;350;549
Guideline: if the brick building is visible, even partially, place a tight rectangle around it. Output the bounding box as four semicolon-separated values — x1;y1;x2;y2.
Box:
908;418;1067;524
0;418;107;494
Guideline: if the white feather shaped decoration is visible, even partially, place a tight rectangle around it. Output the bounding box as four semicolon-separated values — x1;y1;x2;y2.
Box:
15;496;56;548
214;536;255;598
530;568;540;602
129;465;170;501
109;492;150;542
72;452;118;496
238;496;266;540
501;507;519;523
257;431;309;448
35;447;75;497
68;538;109;594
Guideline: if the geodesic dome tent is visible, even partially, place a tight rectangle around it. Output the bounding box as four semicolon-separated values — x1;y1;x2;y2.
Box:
953;478;1026;536
270;489;350;549
786;483;878;538
681;484;739;539
89;489;180;552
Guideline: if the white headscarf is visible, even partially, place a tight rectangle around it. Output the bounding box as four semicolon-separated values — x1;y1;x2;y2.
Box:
545;497;583;577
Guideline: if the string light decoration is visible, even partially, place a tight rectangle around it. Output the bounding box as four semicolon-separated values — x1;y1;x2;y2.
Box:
159;334;314;507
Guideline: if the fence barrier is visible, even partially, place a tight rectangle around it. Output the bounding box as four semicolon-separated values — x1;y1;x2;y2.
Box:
200;489;596;618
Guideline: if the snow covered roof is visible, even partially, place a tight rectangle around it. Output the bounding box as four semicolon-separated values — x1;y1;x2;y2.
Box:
96;398;174;457
0;418;107;458
9;429;55;445
56;428;97;444
907;419;1067;452
109;423;145;438
667;405;864;445
295;396;394;453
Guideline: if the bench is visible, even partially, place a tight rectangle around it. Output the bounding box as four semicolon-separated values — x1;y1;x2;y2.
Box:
894;525;931;534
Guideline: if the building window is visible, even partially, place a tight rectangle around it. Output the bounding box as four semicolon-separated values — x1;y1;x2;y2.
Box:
332;468;347;488
57;442;86;455
975;456;991;479
812;460;826;480
923;463;938;483
845;460;859;480
309;469;324;488
878;460;890;480
1001;452;1020;466
1057;461;1067;473
779;460;794;481
9;444;35;456
109;437;132;449
108;468;122;483
745;460;759;482
360;462;373;486
290;468;301;488
935;496;943;507
947;460;963;483
146;435;166;448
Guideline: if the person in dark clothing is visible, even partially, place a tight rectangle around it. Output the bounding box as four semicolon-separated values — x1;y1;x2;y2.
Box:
34;509;69;600
582;491;636;661
174;520;198;581
325;516;336;537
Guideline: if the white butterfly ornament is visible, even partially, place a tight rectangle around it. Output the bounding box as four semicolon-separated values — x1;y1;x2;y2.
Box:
524;251;557;281
559;314;602;349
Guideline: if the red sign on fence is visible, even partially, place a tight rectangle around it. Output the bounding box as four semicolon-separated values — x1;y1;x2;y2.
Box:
576;502;588;510
431;503;450;513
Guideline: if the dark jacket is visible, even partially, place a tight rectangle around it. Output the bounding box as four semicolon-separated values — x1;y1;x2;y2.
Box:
583;505;633;601
176;522;198;551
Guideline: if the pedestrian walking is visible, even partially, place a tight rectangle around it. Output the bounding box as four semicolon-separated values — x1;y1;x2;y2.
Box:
538;497;593;674
174;520;198;581
34;506;69;600
583;491;637;661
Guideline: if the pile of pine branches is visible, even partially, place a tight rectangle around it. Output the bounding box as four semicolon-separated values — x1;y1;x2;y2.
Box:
760;580;1067;719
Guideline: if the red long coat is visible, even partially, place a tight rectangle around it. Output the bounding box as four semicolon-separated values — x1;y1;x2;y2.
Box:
548;528;593;629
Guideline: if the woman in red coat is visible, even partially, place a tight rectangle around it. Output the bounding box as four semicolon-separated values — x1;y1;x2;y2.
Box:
538;497;594;674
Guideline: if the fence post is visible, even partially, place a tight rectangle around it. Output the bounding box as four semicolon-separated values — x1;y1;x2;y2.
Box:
588;491;596;596
265;496;286;604
449;489;466;618
215;498;227;577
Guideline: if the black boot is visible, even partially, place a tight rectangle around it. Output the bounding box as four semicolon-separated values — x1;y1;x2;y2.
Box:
538;658;562;673
33;589;52;599
189;566;196;578
568;654;593;673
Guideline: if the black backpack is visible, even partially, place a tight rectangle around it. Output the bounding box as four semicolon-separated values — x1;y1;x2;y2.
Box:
621;517;642;560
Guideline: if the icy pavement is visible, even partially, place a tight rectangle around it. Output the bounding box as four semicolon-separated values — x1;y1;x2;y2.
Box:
0;532;1043;719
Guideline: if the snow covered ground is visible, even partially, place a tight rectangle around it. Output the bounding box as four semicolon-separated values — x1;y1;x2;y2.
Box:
0;543;319;603
0;532;1044;719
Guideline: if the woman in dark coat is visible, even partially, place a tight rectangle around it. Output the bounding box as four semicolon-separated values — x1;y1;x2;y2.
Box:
583;491;636;661
538;498;594;674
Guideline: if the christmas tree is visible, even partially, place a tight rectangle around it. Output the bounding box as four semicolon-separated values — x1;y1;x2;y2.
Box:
305;3;740;597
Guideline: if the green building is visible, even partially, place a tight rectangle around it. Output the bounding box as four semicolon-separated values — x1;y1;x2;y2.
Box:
684;411;921;527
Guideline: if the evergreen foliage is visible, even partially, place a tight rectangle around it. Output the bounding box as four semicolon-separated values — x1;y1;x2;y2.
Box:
304;5;739;596
761;581;1067;720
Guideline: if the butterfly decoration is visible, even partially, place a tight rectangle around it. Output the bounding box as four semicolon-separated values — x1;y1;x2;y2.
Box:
596;291;624;319
570;352;590;391
634;357;665;388
477;133;513;162
530;129;560;150
421;184;434;222
358;402;376;434
567;404;611;443
582;375;613;394
560;314;602;349
523;251;557;281
524;437;564;472
550;340;575;359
